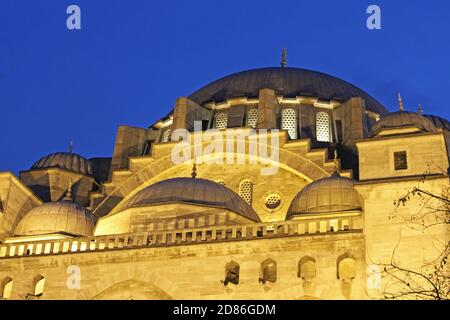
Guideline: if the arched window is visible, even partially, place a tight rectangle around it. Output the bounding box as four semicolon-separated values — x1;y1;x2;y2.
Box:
161;127;172;143
337;253;356;299
1;277;13;299
239;180;253;205
281;108;297;139
214;112;228;129
33;275;45;297
259;258;277;284
223;261;240;286
246;109;259;128
298;257;316;280
337;254;356;280
316;112;331;142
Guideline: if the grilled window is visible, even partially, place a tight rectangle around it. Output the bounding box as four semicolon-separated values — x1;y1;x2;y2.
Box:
161;128;172;143
281;108;297;139
215;112;228;129
316;112;331;142
394;151;408;170
239;180;253;205
246;109;259;128
265;194;281;210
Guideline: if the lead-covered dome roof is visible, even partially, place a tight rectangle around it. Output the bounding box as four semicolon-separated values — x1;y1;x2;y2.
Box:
125;177;260;222
423;114;450;131
31;152;93;176
370;111;437;137
189;67;387;115
15;200;96;237
286;173;362;220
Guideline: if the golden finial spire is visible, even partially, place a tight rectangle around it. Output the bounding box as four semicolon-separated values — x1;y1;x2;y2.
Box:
69;141;73;155
281;48;287;68
333;149;340;175
63;180;73;201
418;104;423;114
191;162;197;179
397;93;404;112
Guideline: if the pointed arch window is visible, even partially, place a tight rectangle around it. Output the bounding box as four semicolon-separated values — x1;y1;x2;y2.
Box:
259;258;277;284
1;277;13;299
33;275;45;297
298;257;316;280
239;180;253;205
223;261;240;286
316;112;331;142
214;112;228;129
281;108;297;139
246;109;259;128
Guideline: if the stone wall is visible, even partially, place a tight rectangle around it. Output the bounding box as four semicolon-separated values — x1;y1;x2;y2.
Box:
0;231;365;300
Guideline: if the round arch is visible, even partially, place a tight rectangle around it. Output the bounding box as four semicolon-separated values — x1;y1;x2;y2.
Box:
94;139;331;217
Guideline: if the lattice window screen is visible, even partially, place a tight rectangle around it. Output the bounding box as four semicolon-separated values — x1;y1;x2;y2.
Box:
239;180;253;204
265;194;281;209
316;112;331;142
246;109;259;128
215;112;228;129
161;127;172;143
281;108;297;139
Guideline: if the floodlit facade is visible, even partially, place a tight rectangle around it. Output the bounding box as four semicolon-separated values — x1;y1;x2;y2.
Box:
0;64;449;300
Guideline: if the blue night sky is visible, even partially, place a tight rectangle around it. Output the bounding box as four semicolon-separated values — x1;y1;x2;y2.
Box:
1;0;449;174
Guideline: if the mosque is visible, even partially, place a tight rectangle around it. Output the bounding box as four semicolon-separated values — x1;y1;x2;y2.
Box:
0;52;448;300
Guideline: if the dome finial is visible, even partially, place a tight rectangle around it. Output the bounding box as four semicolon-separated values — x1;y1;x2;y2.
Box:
191;162;197;179
63;180;73;201
69;141;73;155
397;93;404;112
281;48;287;68
418;104;423;114
332;149;340;176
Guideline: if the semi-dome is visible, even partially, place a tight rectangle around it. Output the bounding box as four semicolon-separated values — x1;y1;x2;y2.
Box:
286;173;362;220
370;111;437;137
189;67;387;115
125;177;260;222
31;152;93;176
15;200;96;237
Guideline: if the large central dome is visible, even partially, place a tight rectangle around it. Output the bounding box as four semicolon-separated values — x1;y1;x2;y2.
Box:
189;67;387;115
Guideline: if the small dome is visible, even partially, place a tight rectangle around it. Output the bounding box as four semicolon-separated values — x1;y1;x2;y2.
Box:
31;152;93;176
286;173;362;220
15;200;96;237
423;114;450;131
125;177;260;222
370;111;437;137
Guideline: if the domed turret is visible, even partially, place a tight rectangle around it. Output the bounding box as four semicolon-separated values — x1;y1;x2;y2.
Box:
370;111;437;137
31;152;93;176
15;193;96;237
286;173;362;220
